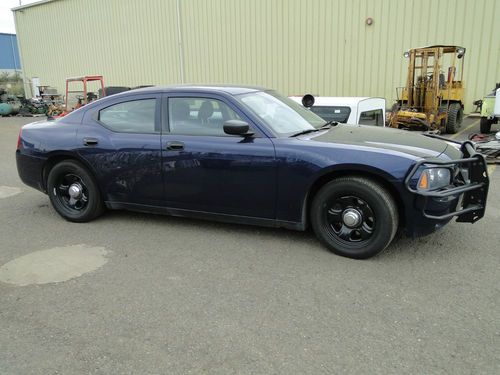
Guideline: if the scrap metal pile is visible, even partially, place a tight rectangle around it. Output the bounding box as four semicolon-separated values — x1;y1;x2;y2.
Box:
0;87;64;117
0;89;21;116
469;132;500;164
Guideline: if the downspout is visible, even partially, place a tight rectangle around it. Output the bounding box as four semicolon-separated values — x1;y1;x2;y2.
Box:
176;0;185;83
12;10;30;97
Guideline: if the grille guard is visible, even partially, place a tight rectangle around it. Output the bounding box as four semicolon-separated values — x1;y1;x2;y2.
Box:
404;140;489;222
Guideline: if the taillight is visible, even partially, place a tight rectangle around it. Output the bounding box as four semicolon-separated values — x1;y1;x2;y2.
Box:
17;129;22;150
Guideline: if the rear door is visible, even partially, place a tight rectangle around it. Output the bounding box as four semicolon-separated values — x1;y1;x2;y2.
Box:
160;93;277;219
77;93;164;206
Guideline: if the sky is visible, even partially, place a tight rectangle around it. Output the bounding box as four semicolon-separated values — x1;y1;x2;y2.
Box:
0;0;39;34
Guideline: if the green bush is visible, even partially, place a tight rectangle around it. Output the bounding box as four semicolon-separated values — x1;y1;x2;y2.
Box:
0;72;25;97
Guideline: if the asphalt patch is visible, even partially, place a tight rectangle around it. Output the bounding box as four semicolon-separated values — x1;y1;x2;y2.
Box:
0;186;21;199
0;244;109;286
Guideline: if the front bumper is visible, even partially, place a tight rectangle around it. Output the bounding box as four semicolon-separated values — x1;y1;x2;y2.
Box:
404;141;489;223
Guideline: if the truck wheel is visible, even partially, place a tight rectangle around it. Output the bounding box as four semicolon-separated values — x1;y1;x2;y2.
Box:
446;103;463;134
310;176;398;259
480;117;492;134
47;160;104;222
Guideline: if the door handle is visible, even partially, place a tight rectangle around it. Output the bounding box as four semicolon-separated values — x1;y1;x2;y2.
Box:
83;137;99;146
166;141;184;151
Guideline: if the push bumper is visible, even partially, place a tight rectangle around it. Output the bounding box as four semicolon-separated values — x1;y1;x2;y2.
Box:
404;141;489;223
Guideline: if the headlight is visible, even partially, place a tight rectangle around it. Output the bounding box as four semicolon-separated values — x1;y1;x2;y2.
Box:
417;168;451;191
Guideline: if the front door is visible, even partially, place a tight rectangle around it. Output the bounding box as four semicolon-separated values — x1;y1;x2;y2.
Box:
161;95;277;219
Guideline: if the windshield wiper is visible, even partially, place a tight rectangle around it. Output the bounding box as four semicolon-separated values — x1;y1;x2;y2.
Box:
290;121;337;137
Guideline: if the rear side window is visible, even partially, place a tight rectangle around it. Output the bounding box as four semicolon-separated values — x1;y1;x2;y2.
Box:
310;106;351;123
359;109;384;126
99;99;157;133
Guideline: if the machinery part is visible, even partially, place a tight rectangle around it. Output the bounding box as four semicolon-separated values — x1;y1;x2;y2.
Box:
391;45;466;132
446;103;463;134
471;132;500;164
10;102;21;116
480;117;493;134
64;75;105;113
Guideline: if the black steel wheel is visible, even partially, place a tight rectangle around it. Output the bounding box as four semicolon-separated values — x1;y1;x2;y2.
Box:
47;160;104;222
311;176;398;259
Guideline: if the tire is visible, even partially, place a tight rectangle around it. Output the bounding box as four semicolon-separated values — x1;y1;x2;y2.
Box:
445;103;463;134
47;160;104;222
480;117;492;134
310;176;398;259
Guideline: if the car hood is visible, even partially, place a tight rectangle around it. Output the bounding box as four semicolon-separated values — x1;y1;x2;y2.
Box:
307;124;451;158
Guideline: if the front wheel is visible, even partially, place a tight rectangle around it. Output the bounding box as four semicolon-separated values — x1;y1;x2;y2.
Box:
47;160;104;222
310;176;398;259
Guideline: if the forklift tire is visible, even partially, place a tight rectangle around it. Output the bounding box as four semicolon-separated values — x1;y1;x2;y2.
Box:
446;103;463;134
480;117;492;134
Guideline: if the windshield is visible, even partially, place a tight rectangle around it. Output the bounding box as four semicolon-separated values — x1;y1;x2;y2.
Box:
238;91;326;136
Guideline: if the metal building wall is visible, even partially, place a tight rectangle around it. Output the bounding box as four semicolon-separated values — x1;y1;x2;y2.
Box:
0;33;21;71
14;0;500;112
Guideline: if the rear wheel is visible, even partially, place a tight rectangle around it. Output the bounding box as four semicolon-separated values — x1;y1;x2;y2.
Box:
445;103;463;134
310;176;398;259
47;160;104;222
480;117;493;134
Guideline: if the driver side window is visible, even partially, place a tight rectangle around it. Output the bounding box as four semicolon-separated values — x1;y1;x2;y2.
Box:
167;98;242;136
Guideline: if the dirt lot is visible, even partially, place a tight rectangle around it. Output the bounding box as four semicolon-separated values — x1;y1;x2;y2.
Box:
0;116;498;374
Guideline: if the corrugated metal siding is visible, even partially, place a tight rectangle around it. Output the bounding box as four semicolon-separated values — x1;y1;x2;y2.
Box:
15;0;500;112
0;33;21;70
14;0;181;90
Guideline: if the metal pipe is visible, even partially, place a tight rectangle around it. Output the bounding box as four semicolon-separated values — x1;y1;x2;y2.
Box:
176;0;185;83
12;11;29;98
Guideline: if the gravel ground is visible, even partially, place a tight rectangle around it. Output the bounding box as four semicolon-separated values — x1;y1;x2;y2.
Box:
0;116;498;375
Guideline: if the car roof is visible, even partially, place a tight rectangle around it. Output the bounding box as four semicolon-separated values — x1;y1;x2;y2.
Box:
126;84;267;96
62;84;270;122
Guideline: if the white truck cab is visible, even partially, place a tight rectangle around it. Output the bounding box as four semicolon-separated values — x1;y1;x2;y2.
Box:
289;96;386;126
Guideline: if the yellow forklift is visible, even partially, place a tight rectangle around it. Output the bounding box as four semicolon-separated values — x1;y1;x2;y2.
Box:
389;45;466;134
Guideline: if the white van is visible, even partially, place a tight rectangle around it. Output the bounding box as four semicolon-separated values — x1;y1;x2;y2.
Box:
289;96;386;126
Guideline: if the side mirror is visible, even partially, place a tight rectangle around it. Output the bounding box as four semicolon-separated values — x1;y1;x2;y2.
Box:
302;94;315;108
223;120;254;136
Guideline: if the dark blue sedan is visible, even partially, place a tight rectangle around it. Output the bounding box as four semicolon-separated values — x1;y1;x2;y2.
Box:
16;85;489;259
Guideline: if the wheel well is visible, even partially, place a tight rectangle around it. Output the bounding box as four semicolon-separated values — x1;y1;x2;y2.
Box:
304;170;405;229
42;155;100;193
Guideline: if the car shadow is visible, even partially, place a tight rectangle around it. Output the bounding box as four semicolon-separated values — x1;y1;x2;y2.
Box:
94;209;456;262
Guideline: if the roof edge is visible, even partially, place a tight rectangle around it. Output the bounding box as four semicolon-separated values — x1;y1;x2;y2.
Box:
12;0;57;12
